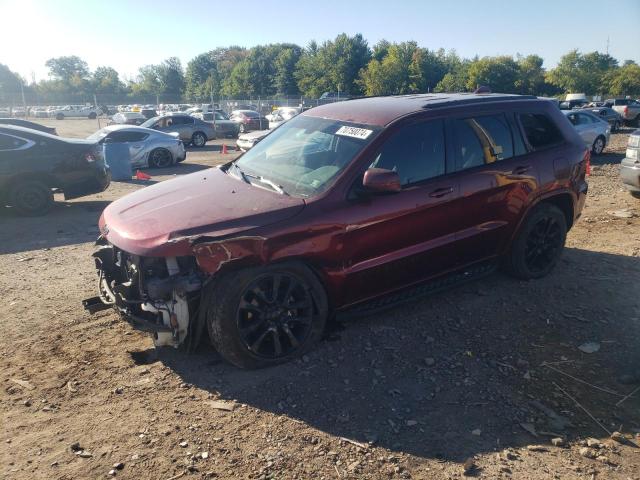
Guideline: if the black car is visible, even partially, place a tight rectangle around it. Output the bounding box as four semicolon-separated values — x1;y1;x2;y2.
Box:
0;126;110;215
0;118;57;135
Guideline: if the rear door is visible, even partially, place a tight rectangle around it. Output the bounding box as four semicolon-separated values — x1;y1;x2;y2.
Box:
107;130;149;166
340;119;462;304
449;113;540;264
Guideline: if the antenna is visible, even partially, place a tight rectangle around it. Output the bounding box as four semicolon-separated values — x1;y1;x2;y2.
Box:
606;36;610;55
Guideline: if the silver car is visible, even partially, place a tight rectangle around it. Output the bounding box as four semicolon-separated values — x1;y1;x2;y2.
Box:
236;129;269;151
140;113;216;147
193;110;240;138
87;125;186;168
563;110;611;155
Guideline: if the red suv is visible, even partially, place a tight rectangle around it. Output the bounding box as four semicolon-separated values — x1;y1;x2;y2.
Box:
84;94;589;368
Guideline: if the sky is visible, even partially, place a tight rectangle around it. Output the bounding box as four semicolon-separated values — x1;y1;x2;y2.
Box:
1;0;639;82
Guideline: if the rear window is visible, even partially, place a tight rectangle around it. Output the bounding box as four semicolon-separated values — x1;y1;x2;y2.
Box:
518;113;564;150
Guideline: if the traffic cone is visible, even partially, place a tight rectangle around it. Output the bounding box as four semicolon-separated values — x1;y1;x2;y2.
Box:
135;170;152;180
221;144;228;154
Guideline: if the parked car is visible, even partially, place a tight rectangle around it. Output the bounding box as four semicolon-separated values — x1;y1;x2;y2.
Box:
621;129;640;198
0;118;57;135
586;107;623;132
51;105;102;120
84;93;589;368
11;107;26;117
229;109;268;133
266;107;302;129
140;108;157;120
140;113;215;147
0;125;110;215
319;92;350;100
559;99;589;110
31;108;49;118
606;98;640;126
87;125;186;168
109;112;146;126
194;111;239;138
563;110;610;154
236;129;269;151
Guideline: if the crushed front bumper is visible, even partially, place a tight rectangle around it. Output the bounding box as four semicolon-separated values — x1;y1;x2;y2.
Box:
83;238;203;347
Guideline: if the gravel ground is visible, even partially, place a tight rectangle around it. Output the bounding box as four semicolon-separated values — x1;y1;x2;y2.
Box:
1;119;639;480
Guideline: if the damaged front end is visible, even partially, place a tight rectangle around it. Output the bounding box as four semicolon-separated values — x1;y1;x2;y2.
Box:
82;237;203;348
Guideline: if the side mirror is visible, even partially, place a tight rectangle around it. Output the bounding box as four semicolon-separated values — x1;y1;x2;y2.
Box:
362;168;401;193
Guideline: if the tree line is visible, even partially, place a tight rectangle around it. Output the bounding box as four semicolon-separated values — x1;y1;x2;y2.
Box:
1;33;639;105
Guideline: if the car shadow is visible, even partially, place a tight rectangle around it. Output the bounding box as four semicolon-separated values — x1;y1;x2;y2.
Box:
151;247;640;463
592;151;625;166
186;144;238;153
0;200;111;254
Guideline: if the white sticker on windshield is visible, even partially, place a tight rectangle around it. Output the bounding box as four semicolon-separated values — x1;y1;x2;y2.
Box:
335;126;373;140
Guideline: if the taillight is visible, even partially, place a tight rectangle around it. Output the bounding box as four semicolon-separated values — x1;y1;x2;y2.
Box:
624;106;629;116
584;149;591;176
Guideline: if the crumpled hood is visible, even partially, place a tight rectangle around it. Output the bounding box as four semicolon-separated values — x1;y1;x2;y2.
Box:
100;167;305;256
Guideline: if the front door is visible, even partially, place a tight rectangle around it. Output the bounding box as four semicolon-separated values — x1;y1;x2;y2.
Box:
338;119;462;305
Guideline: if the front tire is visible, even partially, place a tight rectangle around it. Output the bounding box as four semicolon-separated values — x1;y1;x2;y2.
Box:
505;203;567;280
191;132;207;147
88;112;97;119
239;123;246;134
56;113;64;120
9;180;54;216
612;121;620;132
592;135;605;155
148;148;173;168
631;191;640;199
207;262;328;369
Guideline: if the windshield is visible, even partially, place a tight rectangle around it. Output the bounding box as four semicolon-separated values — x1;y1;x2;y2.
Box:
232;115;379;198
140;116;161;128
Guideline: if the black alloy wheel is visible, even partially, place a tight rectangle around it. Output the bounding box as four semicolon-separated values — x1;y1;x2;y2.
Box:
237;273;314;359
149;148;173;168
523;216;563;274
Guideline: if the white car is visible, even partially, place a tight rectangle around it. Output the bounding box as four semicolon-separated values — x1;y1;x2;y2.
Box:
266;107;301;129
51;105;102;120
236;129;269;151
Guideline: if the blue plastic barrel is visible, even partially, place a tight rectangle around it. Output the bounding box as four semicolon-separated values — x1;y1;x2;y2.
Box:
103;139;131;181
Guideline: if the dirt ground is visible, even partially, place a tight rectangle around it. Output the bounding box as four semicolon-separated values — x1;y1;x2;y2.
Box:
1;119;639;480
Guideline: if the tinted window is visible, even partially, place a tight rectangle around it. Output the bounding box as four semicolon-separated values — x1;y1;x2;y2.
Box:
215;112;228;120
0;133;27;150
108;131;148;142
370;120;445;186
171;116;193;125
576;113;594;125
452;115;514;171
518;113;563;150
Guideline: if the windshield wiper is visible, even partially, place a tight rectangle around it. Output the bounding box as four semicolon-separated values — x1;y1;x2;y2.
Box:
232;162;252;185
251;175;287;195
232;163;288;195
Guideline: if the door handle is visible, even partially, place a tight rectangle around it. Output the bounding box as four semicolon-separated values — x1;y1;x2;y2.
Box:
510;165;531;175
428;187;454;198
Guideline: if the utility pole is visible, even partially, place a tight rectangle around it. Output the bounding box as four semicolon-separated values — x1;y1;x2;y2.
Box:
606;36;610;55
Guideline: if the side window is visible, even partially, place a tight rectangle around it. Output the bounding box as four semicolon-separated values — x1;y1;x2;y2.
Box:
0;133;27;151
518;113;564;150
452;115;514;171
576;114;592;125
370;120;445;186
567;114;578;126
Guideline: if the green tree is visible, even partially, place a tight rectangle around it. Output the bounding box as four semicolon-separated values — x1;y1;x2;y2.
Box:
185;52;219;101
605;63;640;96
274;46;302;95
465;55;520;93
295;34;370;97
359;42;420;95
546;50;618;95
156;57;185;95
515;54;545;94
45;56;89;83
92;66;124;94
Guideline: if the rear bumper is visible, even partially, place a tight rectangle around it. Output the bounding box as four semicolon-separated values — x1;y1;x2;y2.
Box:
63;167;111;200
620;158;640;192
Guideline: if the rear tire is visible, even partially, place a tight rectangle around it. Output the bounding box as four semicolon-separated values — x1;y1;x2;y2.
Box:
207;262;328;369
191;131;207;147
612;121;620;132
592;135;605;155
88;112;97;119
56;113;64;120
631;191;640;199
148;148;173;168
239;124;246;134
9;180;54;216
505;203;567;280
